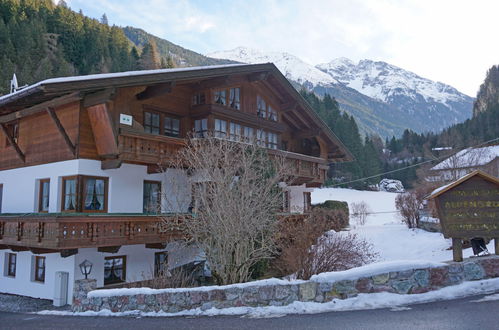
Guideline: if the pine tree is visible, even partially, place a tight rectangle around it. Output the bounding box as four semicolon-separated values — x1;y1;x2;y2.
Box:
138;39;161;70
100;13;108;25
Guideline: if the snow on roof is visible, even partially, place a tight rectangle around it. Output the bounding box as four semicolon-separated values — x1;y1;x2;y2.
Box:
431;145;499;170
0;63;253;103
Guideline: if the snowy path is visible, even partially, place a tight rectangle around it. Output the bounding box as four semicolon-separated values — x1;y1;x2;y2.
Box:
312;188;494;262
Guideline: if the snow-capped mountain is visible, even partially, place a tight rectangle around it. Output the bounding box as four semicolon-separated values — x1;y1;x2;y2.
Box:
316;58;472;113
208;47;474;138
208;47;338;88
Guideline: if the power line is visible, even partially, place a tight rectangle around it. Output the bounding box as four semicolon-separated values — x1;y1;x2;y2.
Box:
328;136;499;188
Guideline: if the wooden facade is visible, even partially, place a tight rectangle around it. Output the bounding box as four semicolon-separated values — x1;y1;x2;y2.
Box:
0;63;352;250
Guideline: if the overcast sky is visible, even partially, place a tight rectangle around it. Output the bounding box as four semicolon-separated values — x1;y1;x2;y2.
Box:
65;0;499;96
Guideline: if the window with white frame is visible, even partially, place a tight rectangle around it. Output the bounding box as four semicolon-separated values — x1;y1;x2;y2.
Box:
257;95;266;119
194;118;208;138
268;106;278;121
213;90;226;105
256;129;266;147
267;132;278;149
229;88;241;110
229;122;241;141
214;119;227;138
243;126;254;144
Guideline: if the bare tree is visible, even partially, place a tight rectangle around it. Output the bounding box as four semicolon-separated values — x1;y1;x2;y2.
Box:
161;136;291;285
395;191;424;228
350;201;371;226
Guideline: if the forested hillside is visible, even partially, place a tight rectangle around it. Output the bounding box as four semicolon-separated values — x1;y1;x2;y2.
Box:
0;0;141;95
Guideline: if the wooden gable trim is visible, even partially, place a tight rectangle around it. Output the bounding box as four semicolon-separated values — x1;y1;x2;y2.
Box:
83;88;116;108
0;92;81;124
46;107;76;157
0;123;25;163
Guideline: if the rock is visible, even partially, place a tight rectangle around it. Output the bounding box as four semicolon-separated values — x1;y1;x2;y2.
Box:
463;262;485;281
299;282;317;301
378;179;405;193
429;267;448;287
478;258;499;278
391;280;413;294
355;278;372;293
372;273;390;284
412;270;430;288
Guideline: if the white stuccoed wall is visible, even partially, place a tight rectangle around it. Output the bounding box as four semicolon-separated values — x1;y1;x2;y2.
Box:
287;184;314;213
0;250;76;303
0;159;191;213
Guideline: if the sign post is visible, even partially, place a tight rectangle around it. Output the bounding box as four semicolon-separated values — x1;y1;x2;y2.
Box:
427;170;499;262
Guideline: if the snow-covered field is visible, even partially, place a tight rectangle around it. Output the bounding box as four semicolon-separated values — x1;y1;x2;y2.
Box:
312;188;494;262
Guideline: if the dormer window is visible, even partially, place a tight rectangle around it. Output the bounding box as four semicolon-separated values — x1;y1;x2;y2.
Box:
213;90;226;105
229;88;240;110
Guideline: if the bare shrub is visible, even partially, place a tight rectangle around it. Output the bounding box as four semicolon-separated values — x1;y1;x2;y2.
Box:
350;201;371;226
161;135;291;285
273;207;377;280
124;266;197;289
395;191;424;228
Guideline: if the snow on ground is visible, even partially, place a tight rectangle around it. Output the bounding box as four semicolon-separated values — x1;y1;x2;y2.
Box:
312;188;494;262
38;278;499;318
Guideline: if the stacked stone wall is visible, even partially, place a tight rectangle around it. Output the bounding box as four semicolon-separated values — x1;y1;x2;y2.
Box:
72;256;499;313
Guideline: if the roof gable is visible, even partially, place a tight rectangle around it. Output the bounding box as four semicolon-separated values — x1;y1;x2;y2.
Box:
427;170;499;199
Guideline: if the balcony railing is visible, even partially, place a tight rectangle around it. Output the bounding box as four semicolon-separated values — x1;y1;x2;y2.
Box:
117;129;327;184
0;213;186;250
118;129;185;165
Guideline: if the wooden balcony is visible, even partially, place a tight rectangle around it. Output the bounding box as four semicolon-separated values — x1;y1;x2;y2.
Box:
0;213;186;251
118;129;185;166
268;149;328;186
117;129;327;185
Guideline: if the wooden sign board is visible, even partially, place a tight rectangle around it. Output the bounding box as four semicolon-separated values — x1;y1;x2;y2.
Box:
427;170;499;261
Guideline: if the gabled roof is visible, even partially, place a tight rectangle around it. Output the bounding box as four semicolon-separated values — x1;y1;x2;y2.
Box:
431;145;499;170
427;170;499;199
0;63;354;162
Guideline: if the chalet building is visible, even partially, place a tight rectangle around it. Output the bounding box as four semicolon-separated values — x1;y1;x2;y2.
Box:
428;145;499;183
0;63;351;304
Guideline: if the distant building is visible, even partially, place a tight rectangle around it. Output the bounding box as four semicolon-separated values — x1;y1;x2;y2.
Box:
428;145;499;183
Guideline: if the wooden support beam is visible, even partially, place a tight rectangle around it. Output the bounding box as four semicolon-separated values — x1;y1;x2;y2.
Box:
61;249;78;258
0;244;9;250
0;92;81;124
9;246;29;252
260;79;286;104
31;248;60;255
290;107;311;128
452;238;463;262
136;82;175;101
86;103;119;158
83;88;116;108
145;243;167;249
98;246;121;253
101;158;122;170
282;113;301;130
495;238;499;255
0;123;24;162
195;76;229;90
47;107;76;157
294;129;320;139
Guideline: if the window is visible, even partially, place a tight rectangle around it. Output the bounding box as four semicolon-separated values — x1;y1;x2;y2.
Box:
6;253;16;277
192;92;205;105
104;256;126;285
213;90;226;105
267;132;278;149
62;177;77;211
61;176;108;212
303;192;312;212
243;126;254;144
83;177;106;211
4;120;19;147
163;117;180;137
229;123;241;141
34;256;45;282
194;118;208;138
143;181;161;213
256;129;266;147
214;119;227;138
144;111;160;134
257;95;266;119
281;141;288;151
154;251;168;277
268;106;278;122
38;179;50;212
229;88;241;110
0;184;3;213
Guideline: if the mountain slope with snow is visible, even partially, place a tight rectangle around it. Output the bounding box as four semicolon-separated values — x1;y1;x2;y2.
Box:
208;47;338;88
208;47;474;137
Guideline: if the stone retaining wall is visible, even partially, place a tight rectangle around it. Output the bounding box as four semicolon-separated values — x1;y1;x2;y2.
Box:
72;256;499;313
